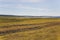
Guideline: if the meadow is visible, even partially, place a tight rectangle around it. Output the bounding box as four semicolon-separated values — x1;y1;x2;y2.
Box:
0;16;60;40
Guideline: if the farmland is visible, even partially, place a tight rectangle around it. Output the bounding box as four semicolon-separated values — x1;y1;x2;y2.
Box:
0;16;60;40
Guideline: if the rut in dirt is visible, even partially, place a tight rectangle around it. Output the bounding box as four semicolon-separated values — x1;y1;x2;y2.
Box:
0;22;60;36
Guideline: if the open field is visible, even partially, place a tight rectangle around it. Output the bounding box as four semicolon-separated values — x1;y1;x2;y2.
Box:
0;16;60;40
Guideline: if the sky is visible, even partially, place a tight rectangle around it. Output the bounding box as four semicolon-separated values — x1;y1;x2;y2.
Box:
0;0;60;16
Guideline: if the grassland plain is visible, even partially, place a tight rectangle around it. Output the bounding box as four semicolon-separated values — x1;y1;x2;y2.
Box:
0;16;60;40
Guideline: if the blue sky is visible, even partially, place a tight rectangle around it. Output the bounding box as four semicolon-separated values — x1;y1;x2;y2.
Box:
0;0;60;16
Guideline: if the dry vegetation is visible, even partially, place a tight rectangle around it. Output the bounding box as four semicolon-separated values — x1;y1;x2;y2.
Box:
0;16;60;40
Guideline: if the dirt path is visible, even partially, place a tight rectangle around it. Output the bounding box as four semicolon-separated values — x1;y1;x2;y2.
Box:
0;22;60;36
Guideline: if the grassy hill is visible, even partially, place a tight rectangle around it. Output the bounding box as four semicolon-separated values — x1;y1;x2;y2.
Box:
0;16;60;40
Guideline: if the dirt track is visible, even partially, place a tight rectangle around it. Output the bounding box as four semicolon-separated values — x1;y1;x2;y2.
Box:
0;22;60;36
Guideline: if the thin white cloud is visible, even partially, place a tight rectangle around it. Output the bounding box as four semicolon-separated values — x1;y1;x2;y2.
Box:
0;3;49;16
16;4;46;10
20;0;40;3
0;0;46;3
0;4;48;11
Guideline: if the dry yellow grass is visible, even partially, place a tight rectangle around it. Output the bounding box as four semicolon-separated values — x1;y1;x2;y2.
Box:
0;17;60;40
